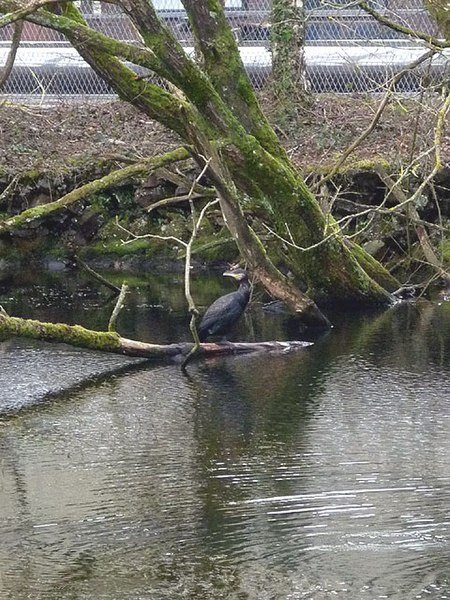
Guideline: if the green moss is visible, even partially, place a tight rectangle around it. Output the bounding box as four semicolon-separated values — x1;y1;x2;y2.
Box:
441;238;450;265
302;158;392;176
84;238;153;257
192;235;236;262
20;168;41;184
0;315;121;351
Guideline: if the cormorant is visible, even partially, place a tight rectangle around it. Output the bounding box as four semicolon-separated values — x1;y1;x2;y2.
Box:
198;268;250;342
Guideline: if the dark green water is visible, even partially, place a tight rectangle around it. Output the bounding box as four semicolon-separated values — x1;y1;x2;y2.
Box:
1;268;450;599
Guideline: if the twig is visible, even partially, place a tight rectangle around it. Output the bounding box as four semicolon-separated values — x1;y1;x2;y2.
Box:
157;166;211;193
337;198;449;233
108;283;129;333
74;255;121;294
358;1;449;49
0;174;20;207
146;189;215;213
0;0;61;27
434;89;450;172
316;49;436;188
113;157;220;369
181;157;217;372
262;186;391;252
376;164;450;282
117;223;187;247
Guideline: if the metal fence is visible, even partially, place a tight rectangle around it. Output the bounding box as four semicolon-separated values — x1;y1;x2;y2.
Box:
0;0;448;98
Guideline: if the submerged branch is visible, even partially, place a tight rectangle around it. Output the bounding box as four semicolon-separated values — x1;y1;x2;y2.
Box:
74;255;121;294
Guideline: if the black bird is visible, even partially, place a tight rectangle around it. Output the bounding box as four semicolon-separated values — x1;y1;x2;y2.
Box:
198;268;250;342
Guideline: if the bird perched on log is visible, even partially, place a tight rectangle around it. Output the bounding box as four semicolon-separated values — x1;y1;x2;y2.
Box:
198;268;251;342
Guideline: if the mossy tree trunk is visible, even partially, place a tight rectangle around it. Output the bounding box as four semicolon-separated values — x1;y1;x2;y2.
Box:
270;0;311;119
0;0;398;323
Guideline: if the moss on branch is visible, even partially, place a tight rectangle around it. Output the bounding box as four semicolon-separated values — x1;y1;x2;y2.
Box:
0;313;313;360
181;0;287;157
0;148;190;235
0;314;121;351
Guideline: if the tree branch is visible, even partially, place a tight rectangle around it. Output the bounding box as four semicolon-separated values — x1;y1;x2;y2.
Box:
377;165;450;282
2;1;196;138
108;282;128;332
359;0;450;48
0;148;190;235
0;0;59;26
118;0;241;139
317;49;436;186
0;313;312;360
180;158;216;370
0;18;23;89
181;0;286;156
74;255;121;294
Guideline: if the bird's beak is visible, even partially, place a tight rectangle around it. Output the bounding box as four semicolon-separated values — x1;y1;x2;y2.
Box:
222;269;240;280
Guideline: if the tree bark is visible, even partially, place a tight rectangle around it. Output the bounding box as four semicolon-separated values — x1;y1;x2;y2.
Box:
0;18;22;89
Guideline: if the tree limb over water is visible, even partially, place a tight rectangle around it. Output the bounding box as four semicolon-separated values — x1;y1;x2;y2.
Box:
0;313;312;361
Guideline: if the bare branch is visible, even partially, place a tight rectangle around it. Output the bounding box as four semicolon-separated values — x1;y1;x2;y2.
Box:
74;255;121;294
8;2;196;137
434;88;450;171
108;283;129;333
359;0;450;48
317;49;436;187
0;0;59;27
0;18;23;89
184;159;215;315
0;174;19;206
0;311;312;360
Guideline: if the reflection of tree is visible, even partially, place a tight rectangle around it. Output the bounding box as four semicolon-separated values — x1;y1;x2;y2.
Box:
0;268;250;344
0;433;43;598
187;300;450;565
334;301;450;371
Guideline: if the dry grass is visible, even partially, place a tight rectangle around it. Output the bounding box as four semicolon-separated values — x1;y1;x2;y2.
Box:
0;94;448;176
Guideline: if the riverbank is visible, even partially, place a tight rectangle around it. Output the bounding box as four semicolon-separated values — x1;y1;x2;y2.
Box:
1;95;449;174
0;96;449;280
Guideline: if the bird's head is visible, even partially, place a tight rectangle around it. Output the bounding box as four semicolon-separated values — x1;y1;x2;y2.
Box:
223;267;248;282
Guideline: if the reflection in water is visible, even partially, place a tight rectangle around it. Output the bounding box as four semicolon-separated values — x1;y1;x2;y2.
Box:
1;270;450;599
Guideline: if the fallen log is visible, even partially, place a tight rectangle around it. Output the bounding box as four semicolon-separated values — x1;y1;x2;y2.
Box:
0;314;312;361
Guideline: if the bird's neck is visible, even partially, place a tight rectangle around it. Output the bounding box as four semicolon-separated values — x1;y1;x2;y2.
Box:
238;279;250;298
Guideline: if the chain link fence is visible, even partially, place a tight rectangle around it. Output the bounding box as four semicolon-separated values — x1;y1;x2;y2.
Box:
0;0;448;99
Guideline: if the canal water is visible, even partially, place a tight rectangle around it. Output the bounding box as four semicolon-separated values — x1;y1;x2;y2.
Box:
1;268;450;599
